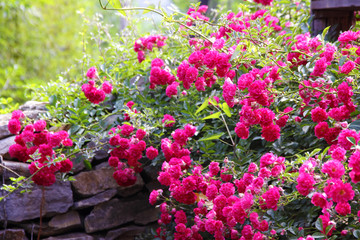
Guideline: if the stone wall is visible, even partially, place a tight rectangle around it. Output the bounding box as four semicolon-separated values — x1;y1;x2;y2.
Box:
0;102;160;240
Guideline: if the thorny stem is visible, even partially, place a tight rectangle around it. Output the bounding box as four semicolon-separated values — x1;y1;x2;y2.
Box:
37;186;45;240
299;81;328;94
212;105;240;160
0;162;21;177
98;0;214;44
0;163;49;201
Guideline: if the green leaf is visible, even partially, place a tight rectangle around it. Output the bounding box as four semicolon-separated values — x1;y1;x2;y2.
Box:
222;103;232;117
230;44;242;61
108;0;121;8
107;0;126;16
325;225;334;235
322;26;331;39
195;99;209;115
69;124;81;135
202;112;221;120
309;148;321;157
347;136;356;145
312;232;325;238
198;133;224;141
83;159;92;170
315;217;323;232
49;95;57;106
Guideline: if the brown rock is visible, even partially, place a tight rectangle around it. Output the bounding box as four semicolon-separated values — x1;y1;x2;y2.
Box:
48;211;81;229
42;233;94;240
116;173;144;197
0;181;73;222
0;229;27;240
72;168;118;197
18;101;47;111
141;165;160;183
84;193;151;233
145;181;164;192
21;221;78;237
0;103;47;140
72;166;144;197
134;207;160;225
21;211;81;237
0;160;30;180
73;189;117;210
0;115;12;140
0;136;15;156
105;225;146;240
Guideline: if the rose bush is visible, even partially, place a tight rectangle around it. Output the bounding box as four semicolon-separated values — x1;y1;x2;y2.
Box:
4;0;360;239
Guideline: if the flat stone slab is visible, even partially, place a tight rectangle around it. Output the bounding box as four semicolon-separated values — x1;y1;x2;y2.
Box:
48;210;81;230
105;225;147;240
73;189;117;210
84;193;151;233
71;168;119;197
0;136;15;156
0;160;30;179
0;229;27;240
0;181;73;222
72;167;144;197
43;233;94;240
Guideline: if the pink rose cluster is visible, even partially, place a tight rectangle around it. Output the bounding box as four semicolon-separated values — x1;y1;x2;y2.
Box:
162;114;176;128
134;35;167;63
108;124;158;186
302;80;356;145
82;67;113;104
123;101;140;121
186;5;209;26
234;104;292;142
153;141;283;239
294;132;360;236
253;0;274;6
290;31;359;74
8;110;73;186
287;33;323;68
149;58;176;90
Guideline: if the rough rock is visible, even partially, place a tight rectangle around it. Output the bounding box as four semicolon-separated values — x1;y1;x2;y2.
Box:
72;167;119;197
0;181;73;222
84;193;151;233
116;173;144;197
92;149;109;162
48;211;81;230
0;229;28;240
0;104;47;140
21;221;79;237
105;225;147;240
21;211;81;237
18;101;47;111
0;160;30;179
0;135;15;156
72;165;144;197
73;189;117;210
134;207;160;225
145;181;164;192
43;233;94;240
0;114;12;140
93;164;144;197
141;165;160;183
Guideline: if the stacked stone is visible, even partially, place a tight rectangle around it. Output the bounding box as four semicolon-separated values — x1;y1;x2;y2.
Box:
0;102;160;240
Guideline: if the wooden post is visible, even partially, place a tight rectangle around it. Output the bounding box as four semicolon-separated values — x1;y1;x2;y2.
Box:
311;0;360;40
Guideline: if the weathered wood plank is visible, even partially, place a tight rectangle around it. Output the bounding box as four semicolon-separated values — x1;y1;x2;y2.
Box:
311;0;360;11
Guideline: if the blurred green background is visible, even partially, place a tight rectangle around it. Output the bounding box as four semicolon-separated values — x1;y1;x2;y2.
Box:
0;0;236;112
